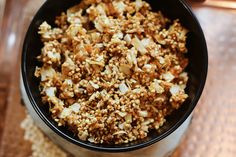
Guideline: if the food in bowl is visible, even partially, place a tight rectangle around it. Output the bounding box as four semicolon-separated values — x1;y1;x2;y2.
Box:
34;0;189;144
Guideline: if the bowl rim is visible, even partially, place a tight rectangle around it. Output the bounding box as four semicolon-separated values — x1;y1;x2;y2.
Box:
21;0;208;153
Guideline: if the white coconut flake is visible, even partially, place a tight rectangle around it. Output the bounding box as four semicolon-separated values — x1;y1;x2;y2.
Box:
131;36;147;55
112;65;119;74
141;38;151;48
45;87;56;97
79;131;88;141
41;66;56;81
38;21;51;34
124;34;132;44
64;79;73;87
138;111;148;117
96;4;106;15
94;15;111;32
88;137;95;143
47;51;61;61
59;108;72;119
179;72;188;82
117;111;127;117
113;130;127;135
119;82;129;94
162;72;175;82
130;79;137;83
113;32;124;39
95;43;104;48
143;64;152;69
149;80;164;94
158;57;165;64
89;91;100;101
94;19;103;32
180;84;186;90
154;81;164;94
66;24;82;37
135;0;144;11
100;89;108;97
69;103;81;113
125;114;132;123
141;125;149;132
68;17;81;24
134;66;143;72
96;55;104;62
67;13;81;24
142;119;154;125
126;47;137;65
63;53;76;68
118;123;124;129
113;1;126;14
132;88;141;94
89;81;99;89
170;85;181;95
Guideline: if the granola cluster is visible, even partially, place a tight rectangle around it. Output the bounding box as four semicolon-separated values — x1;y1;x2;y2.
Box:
35;0;189;144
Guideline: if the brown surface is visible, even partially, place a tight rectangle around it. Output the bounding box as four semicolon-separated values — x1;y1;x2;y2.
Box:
0;0;44;157
0;0;6;24
0;0;236;157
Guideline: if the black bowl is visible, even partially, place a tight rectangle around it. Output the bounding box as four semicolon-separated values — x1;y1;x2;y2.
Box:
21;0;208;153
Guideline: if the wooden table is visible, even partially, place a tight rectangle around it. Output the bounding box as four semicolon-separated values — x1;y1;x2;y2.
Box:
1;1;236;157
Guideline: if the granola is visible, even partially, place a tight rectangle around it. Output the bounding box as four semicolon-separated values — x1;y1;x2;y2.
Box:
35;0;189;144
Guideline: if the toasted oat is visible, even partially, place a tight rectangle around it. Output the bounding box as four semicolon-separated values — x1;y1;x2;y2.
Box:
35;0;189;144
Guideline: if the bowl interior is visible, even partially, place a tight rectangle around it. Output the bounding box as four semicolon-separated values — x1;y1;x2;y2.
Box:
22;0;208;152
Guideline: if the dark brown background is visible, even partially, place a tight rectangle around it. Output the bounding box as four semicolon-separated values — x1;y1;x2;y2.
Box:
1;0;236;157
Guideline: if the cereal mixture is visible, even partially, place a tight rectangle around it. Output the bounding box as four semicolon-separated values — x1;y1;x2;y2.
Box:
35;0;189;144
